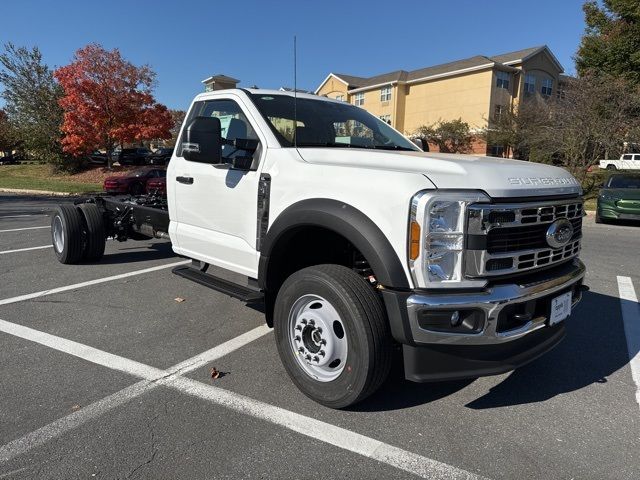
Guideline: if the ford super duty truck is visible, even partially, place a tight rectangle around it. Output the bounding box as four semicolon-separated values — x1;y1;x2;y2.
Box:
51;89;586;408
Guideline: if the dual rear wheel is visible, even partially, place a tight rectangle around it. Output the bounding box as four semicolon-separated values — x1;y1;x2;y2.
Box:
51;203;106;264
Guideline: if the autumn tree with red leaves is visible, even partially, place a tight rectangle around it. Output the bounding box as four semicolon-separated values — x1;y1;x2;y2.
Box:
54;44;172;168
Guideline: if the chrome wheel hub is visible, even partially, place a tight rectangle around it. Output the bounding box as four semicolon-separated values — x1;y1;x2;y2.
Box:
53;216;64;253
288;295;348;382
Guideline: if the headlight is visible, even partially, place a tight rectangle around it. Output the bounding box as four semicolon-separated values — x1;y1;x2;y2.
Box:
409;191;490;288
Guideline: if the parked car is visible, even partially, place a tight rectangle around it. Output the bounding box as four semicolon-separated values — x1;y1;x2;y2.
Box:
118;148;151;166
88;151;108;165
0;154;21;165
596;173;640;223
148;148;173;165
103;167;166;195
145;174;166;195
598;153;640;170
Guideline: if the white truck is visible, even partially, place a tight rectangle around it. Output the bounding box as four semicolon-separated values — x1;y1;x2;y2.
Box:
51;89;587;408
599;153;640;170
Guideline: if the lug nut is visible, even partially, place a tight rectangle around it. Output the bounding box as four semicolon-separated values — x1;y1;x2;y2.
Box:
295;325;302;331
316;327;322;334
305;354;312;361
298;347;304;353
319;350;325;357
301;319;307;325
308;319;315;326
295;335;301;342
313;356;319;362
321;339;327;345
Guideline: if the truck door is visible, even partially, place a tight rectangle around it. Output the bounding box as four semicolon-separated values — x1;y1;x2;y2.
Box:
169;96;265;278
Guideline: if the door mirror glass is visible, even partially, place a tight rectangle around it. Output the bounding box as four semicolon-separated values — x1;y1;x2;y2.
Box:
413;138;424;151
182;116;222;164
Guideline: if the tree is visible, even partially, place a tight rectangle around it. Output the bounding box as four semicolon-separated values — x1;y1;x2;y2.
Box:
413;118;473;154
0;43;63;163
0;109;20;156
165;109;186;147
576;0;640;83
54;44;173;168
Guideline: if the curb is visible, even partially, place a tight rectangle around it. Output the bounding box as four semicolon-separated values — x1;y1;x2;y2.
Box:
0;188;100;197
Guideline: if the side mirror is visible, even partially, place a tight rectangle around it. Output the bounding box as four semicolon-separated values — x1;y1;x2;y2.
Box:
182;116;222;164
413;138;425;151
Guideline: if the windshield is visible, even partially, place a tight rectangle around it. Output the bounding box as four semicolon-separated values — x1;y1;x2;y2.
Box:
248;93;419;151
607;175;640;188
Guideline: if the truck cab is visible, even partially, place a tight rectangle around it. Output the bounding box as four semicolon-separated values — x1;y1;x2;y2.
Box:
52;88;586;408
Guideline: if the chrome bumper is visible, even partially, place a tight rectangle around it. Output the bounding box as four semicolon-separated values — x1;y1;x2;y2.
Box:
406;259;586;345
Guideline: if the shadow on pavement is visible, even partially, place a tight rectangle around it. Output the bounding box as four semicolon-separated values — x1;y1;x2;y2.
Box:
85;242;176;265
355;290;632;412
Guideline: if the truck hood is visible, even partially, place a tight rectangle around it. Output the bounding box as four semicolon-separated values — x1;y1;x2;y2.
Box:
297;149;582;198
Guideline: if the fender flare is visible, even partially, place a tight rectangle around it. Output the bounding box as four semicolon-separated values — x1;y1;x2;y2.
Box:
258;198;410;290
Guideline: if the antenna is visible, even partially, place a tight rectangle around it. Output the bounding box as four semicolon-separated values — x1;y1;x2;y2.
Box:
293;35;298;149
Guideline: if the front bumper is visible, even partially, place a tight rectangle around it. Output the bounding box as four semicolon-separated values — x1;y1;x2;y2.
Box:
382;259;586;382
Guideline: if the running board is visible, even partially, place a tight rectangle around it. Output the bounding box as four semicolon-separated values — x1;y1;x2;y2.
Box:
172;265;264;303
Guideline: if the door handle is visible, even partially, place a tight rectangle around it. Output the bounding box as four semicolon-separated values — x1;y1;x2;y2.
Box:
176;176;194;185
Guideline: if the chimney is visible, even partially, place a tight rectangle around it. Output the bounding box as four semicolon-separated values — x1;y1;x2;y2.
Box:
202;74;240;92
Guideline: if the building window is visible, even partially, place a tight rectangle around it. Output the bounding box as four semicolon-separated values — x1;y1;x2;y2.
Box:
380;86;392;102
494;105;504;121
354;92;365;106
524;74;536;94
335;94;344;102
496;71;510;90
541;78;553;96
489;145;505;157
379;114;391;124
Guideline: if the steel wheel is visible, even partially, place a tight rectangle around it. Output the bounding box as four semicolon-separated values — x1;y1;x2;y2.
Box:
52;215;64;253
288;294;348;382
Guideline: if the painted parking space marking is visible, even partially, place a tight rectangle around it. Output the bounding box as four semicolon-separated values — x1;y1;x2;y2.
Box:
0;259;190;307
0;226;50;233
0;245;52;255
0;324;271;463
617;276;640;409
0;319;485;480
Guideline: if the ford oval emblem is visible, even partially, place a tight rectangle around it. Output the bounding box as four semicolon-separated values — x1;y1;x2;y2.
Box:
546;218;574;249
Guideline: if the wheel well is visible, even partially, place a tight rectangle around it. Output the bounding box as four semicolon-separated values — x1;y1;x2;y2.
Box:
262;226;375;326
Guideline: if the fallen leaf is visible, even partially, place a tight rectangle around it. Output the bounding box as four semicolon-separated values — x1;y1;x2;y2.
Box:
210;367;220;379
71;404;81;411
174;297;185;303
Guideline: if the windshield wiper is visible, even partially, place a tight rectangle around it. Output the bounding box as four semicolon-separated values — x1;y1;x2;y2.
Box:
370;145;416;151
296;142;353;148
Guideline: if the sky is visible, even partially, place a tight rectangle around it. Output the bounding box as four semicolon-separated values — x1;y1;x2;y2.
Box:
0;0;588;111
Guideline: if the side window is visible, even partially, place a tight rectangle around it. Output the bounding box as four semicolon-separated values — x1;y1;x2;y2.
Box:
623;154;633;160
178;99;259;160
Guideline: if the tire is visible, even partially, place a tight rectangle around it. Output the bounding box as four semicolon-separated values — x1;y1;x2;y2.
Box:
606;164;617;170
78;203;106;261
51;204;85;264
130;183;143;195
595;210;603;224
273;264;392;408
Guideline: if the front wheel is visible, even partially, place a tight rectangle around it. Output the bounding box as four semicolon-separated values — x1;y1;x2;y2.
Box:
273;265;392;408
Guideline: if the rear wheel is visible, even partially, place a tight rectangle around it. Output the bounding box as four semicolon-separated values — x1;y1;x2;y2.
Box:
273;264;392;408
78;203;106;261
51;205;84;264
606;164;617;170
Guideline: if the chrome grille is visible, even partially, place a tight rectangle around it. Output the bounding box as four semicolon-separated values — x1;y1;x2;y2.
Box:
466;199;583;277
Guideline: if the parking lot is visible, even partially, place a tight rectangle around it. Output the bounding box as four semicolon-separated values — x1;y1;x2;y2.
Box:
0;193;639;480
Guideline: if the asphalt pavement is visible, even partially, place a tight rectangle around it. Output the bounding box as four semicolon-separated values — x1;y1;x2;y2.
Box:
0;193;639;479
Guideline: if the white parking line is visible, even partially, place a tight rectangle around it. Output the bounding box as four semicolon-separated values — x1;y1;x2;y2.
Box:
0;259;190;306
0;319;485;480
0;226;49;233
616;276;640;409
0;245;52;255
0;323;272;463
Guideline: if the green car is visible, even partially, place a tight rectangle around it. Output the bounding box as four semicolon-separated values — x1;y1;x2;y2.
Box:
596;173;640;223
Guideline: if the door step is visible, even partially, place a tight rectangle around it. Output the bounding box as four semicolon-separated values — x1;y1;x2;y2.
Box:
172;265;264;303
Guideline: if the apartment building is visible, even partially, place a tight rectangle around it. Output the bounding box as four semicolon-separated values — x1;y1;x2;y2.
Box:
315;46;565;156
